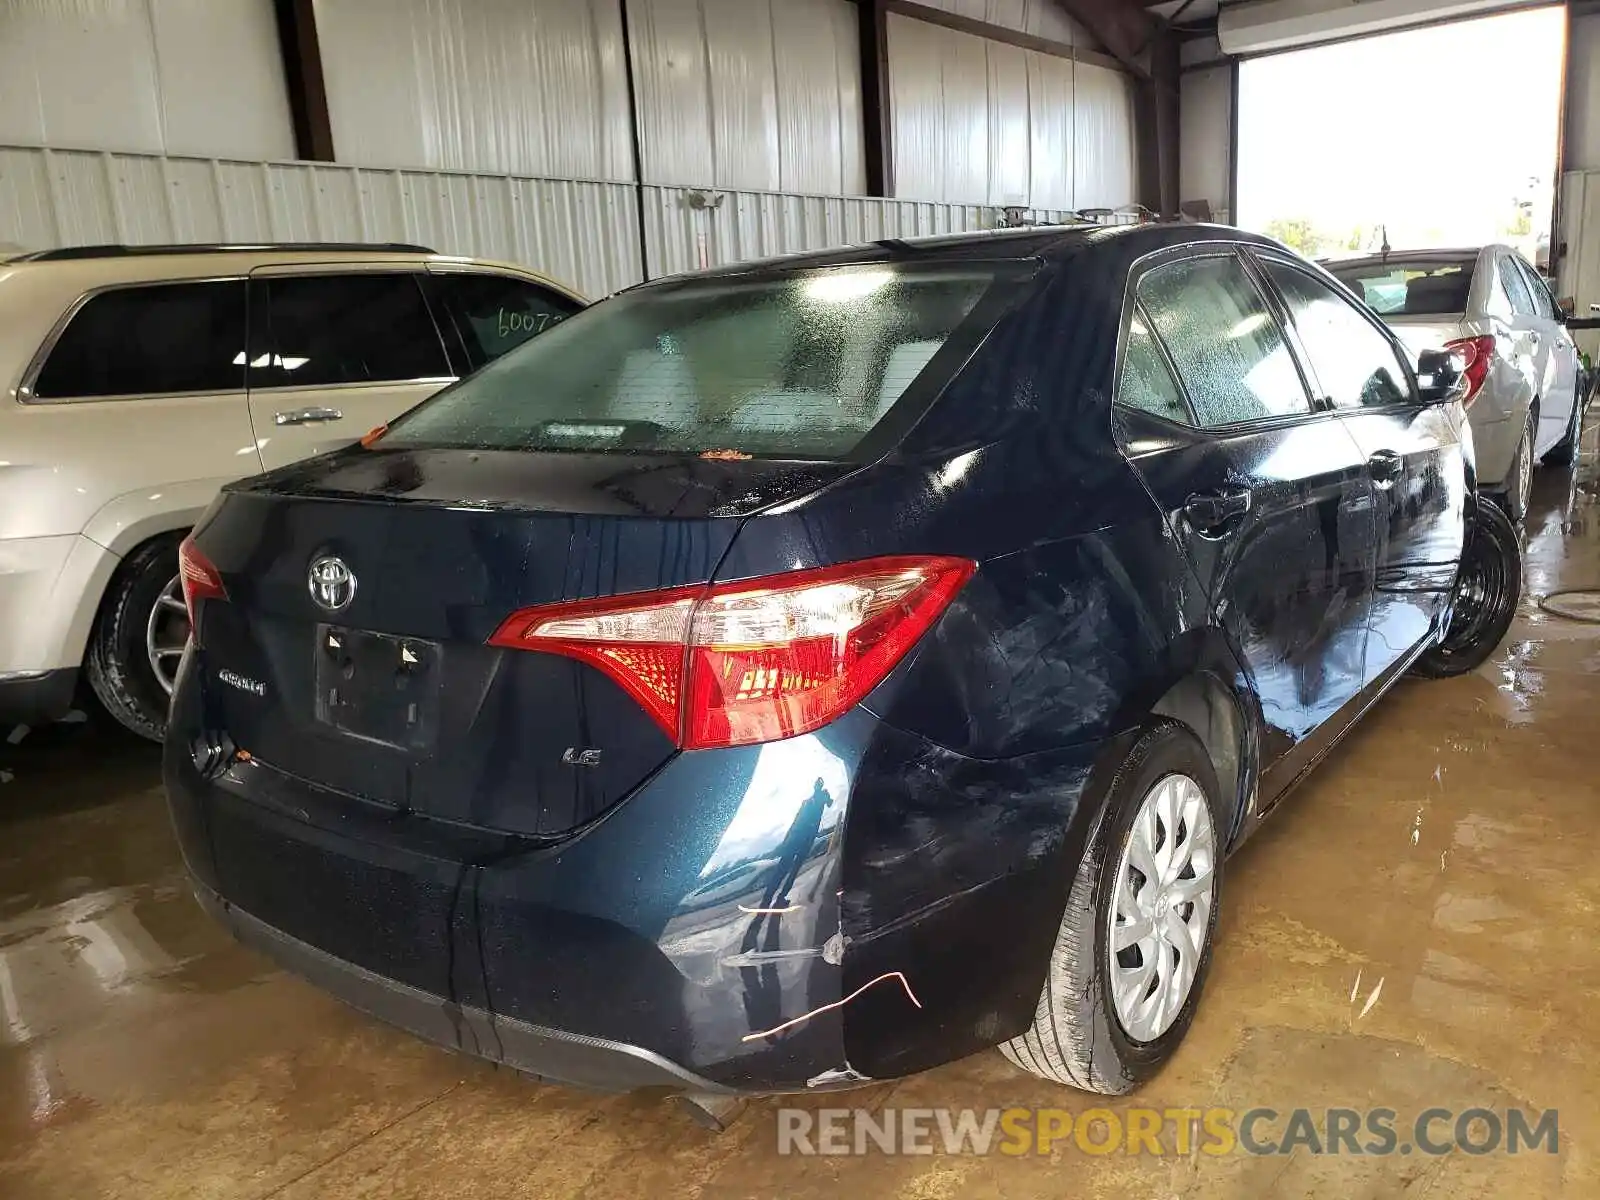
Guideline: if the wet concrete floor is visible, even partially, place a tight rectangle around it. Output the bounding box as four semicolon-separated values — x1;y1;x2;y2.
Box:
6;439;1600;1198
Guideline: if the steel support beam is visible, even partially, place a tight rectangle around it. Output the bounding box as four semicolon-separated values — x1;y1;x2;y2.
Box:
272;0;336;162
859;0;895;196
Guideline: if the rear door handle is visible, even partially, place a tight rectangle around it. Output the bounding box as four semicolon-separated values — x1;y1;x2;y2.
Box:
1368;449;1403;487
1182;487;1252;535
274;406;344;426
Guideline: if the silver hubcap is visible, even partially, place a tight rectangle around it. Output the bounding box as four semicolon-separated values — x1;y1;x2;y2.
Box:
145;573;190;696
1517;428;1533;516
1108;773;1216;1043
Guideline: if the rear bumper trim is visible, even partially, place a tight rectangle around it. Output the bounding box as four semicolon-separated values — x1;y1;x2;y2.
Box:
191;880;734;1096
0;667;78;726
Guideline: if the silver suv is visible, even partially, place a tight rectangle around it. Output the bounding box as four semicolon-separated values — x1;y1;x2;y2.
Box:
1326;245;1583;521
1;242;583;739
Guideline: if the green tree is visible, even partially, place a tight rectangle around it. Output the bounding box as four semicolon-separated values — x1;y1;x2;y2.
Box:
1263;217;1319;256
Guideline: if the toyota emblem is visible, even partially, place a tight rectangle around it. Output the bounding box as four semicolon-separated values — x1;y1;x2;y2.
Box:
308;555;357;612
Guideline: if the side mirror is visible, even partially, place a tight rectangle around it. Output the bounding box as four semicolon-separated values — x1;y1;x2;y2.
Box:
1559;296;1576;319
1416;348;1468;406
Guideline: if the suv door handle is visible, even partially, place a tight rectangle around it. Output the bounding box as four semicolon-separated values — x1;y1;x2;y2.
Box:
1182;487;1252;535
274;406;344;426
1368;449;1403;487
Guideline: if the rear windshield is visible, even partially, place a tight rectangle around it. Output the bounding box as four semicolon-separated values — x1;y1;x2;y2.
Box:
380;263;1019;460
1326;258;1474;317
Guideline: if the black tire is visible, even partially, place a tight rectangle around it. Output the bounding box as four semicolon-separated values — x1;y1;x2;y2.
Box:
1541;395;1583;467
84;535;185;742
1498;413;1534;522
1413;495;1521;679
999;721;1223;1094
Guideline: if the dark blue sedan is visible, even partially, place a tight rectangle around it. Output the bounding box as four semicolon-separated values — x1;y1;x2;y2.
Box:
163;223;1519;1107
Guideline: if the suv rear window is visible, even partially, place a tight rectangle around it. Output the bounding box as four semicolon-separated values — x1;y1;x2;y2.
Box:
380;264;1017;460
1326;259;1473;317
32;280;246;399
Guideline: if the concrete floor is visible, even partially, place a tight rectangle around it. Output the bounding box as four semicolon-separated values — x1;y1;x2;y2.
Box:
6;443;1600;1199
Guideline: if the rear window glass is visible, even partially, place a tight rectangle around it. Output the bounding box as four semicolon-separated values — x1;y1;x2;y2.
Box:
1326;259;1473;316
379;265;1015;459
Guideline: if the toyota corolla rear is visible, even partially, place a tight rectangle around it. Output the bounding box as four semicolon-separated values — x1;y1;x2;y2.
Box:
163;255;1038;1095
1328;250;1527;488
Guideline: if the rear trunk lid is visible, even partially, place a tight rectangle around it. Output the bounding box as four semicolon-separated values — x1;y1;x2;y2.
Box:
195;447;851;836
1382;314;1469;359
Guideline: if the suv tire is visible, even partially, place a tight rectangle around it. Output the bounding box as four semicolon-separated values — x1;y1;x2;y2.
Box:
85;535;185;742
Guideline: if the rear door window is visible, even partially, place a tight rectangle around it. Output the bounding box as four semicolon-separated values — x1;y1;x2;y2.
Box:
1136;255;1311;428
1265;261;1412;409
1513;257;1556;321
426;273;582;373
381;264;1020;460
31;280;246;399
1116;308;1190;423
250;273;450;389
1497;255;1536;316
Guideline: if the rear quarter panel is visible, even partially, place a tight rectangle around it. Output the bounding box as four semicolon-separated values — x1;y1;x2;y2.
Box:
714;239;1256;1077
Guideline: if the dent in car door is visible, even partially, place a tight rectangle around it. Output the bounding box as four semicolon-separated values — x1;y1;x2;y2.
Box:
1515;256;1580;452
245;269;457;470
1257;255;1467;681
1118;251;1378;802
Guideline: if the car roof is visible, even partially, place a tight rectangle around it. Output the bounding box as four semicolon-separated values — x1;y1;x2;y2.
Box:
1324;247;1487;269
0;243;585;301
651;221;1280;283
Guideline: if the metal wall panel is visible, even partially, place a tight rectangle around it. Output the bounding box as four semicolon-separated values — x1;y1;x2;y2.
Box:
1072;61;1136;209
1179;64;1232;223
888;13;1134;209
627;0;866;193
771;0;867;195
0;145;641;299
1566;12;1600;174
314;0;636;182
0;0;293;160
640;183;1077;277
1026;50;1075;211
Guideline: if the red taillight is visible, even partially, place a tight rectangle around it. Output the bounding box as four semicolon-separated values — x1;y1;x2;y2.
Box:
177;535;227;629
489;556;976;749
1445;335;1496;407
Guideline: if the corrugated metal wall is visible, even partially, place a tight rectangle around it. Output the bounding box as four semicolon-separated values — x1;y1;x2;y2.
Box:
0;0;293;160
0;145;642;298
1;144;1103;296
625;0;866;193
887;14;1135;210
314;0;636;182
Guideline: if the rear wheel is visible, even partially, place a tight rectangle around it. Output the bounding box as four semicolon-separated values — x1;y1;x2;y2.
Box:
85;535;188;742
1499;414;1534;523
1414;495;1521;679
1000;722;1222;1094
1542;395;1583;467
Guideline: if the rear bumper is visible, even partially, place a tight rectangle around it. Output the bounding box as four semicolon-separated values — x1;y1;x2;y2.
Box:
1468;408;1519;489
0;667;79;726
191;880;729;1094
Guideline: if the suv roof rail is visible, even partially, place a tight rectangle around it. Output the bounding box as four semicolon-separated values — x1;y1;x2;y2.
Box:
13;242;437;262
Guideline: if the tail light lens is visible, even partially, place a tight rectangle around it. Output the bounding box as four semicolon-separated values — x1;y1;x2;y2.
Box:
1444;335;1496;407
178;536;228;630
489;556;976;749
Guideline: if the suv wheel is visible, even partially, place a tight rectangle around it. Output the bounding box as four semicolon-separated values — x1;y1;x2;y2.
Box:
1000;721;1223;1094
85;535;188;742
